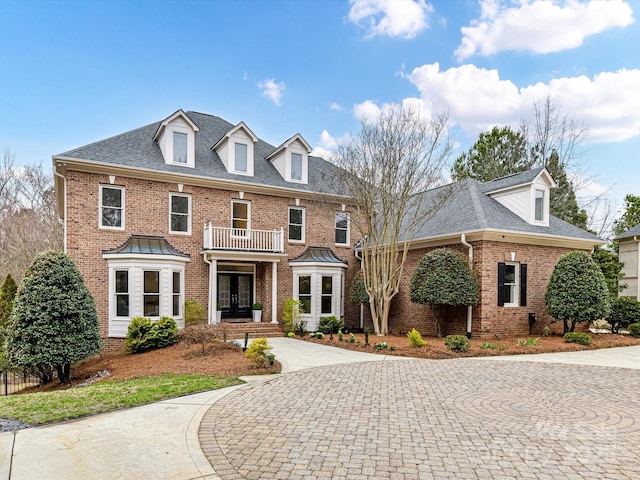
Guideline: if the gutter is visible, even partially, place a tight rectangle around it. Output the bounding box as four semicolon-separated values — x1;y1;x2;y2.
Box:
460;234;473;339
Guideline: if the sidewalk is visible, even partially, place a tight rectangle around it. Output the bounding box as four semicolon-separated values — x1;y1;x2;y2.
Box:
1;339;639;479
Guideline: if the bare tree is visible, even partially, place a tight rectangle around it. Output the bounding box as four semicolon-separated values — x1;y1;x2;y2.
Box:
332;105;452;335
0;149;62;282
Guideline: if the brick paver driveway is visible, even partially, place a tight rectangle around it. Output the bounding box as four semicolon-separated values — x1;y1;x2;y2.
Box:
200;358;640;479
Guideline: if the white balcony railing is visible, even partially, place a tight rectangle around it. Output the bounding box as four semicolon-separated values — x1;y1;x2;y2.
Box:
203;223;284;253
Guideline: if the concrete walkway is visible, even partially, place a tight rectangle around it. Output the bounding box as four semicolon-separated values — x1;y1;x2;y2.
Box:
1;339;640;479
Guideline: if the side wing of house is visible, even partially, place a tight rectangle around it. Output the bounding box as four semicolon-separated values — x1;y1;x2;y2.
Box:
617;225;640;300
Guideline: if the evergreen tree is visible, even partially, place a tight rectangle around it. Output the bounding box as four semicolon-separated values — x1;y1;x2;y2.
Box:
613;194;640;236
7;250;102;383
0;273;18;327
546;151;588;229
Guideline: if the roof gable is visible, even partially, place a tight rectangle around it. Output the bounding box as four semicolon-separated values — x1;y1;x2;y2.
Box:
480;167;556;195
266;133;312;160
211;121;258;151
616;224;640;240
153;109;199;141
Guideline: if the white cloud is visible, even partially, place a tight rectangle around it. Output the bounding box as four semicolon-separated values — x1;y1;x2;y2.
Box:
311;129;353;159
404;62;640;143
348;0;434;39
257;78;286;106
456;0;634;61
330;102;343;111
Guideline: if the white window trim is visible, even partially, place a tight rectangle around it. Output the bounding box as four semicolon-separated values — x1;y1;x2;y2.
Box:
113;270;130;320
504;262;519;308
231;199;251;237
169;193;192;235
335;212;350;247
288;206;305;244
286;148;308;184
105;257;188;338
99;184;125;230
291;264;347;331
530;186;549;226
172;270;184;318
229;136;254;176
233;142;249;174
166;124;195;168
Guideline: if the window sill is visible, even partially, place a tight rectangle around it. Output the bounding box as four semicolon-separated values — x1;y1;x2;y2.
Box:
288;239;305;244
169;230;192;236
99;225;125;231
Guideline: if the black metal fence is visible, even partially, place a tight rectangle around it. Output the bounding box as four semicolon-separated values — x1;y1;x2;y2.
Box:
1;371;40;395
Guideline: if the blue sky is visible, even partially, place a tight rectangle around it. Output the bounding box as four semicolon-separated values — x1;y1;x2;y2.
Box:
1;0;638;230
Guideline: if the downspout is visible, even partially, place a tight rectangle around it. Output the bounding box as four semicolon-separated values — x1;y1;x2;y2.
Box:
203;255;214;325
461;234;473;339
53;165;67;253
636;236;640;301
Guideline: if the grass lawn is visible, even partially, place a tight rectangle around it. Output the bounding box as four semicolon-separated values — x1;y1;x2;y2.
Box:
0;373;243;425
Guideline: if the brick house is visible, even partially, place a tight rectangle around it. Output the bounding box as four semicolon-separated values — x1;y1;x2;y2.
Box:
53;109;603;347
616;224;640;300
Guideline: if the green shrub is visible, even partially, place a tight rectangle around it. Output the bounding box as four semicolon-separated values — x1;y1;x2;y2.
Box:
545;251;610;334
517;337;539;347
0;273;18;328
283;299;301;333
7;250;102;384
564;332;592;346
628;323;640;338
184;300;207;326
607;297;640;333
337;330;344;341
410;249;479;337
245;337;272;366
444;335;470;352
126;317;178;353
316;332;324;340
293;319;307;337
287;331;295;338
481;342;498;350
348;274;369;305
318;316;343;334
407;328;427;347
349;332;355;343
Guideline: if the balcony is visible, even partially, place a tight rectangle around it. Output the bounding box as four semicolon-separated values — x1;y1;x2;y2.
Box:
203;223;284;253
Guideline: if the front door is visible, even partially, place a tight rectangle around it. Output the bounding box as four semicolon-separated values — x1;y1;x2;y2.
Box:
218;273;253;319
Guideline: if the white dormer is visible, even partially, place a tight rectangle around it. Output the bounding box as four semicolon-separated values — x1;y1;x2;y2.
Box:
486;168;556;227
266;134;311;184
212;122;258;177
153;109;199;168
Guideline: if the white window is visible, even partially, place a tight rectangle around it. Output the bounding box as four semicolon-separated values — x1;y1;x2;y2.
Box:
100;185;124;229
321;276;333;314
172;271;182;317
291;153;302;181
170;193;191;234
502;263;518;307
115;270;129;317
288;207;305;243
234;143;248;173
232;200;250;236
143;271;160;317
298;275;311;314
535;189;544;222
173;132;187;164
335;212;350;246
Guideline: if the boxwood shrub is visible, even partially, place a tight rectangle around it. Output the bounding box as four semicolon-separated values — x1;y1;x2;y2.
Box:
444;335;470;352
563;332;592;346
126;316;178;353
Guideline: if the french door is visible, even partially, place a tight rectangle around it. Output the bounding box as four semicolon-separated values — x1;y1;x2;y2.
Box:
218;273;253;319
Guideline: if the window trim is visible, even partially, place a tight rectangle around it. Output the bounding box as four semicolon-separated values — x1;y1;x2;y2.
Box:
234;142;249;174
143;270;161;318
498;262;527;308
534;189;545;222
335;212;350;246
289;152;303;182
172;270;183;317
114;270;129;319
173;131;188;164
321;275;333;315
99;185;125;230
288;206;305;243
169;192;192;235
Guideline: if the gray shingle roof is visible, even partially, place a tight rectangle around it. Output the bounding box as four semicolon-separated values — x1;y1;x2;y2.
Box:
407;178;600;242
616;224;640;240
58;111;341;194
477;167;546;193
102;235;189;257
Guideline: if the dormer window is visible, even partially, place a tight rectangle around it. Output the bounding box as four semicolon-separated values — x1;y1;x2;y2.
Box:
212;122;258;177
153;109;199;168
534;190;544;222
267;133;311;184
173;132;187;164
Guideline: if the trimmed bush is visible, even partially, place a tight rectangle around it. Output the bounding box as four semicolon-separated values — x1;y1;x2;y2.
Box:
407;328;427;347
607;297;640;333
245;337;272;366
0;273;18;328
545;251;610;334
628;323;640;338
7;251;101;384
184;300;207;326
348;274;369;305
564;332;592;346
318;316;343;334
126;316;178;353
444;335;470;352
410;249;479;337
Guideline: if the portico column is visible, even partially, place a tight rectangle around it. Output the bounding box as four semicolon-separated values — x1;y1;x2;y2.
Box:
208;258;218;324
271;262;278;324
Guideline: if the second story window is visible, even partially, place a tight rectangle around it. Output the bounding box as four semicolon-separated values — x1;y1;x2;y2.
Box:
173;132;188;163
335;212;350;246
291;153;302;181
235;143;248;173
100;185;124;229
170;193;191;234
288;207;305;243
232;200;250;235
